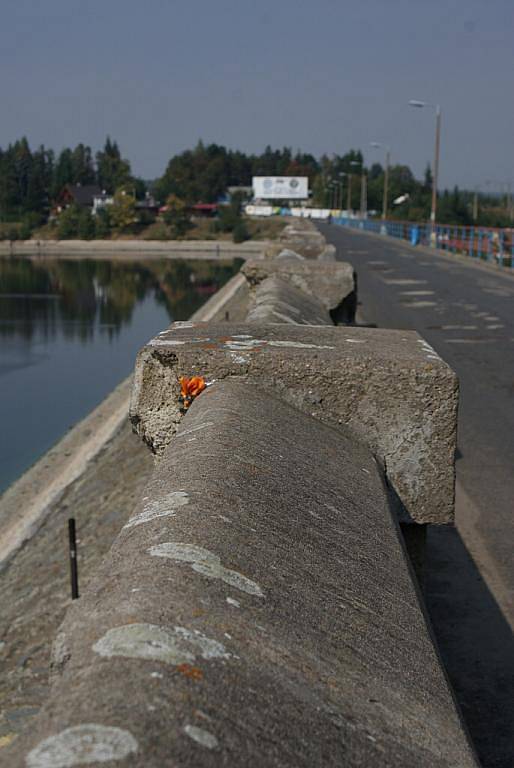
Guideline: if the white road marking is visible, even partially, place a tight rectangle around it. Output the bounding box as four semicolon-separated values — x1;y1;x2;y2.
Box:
445;338;495;344
441;325;478;330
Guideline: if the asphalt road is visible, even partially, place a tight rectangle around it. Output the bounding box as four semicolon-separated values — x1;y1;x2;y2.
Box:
319;223;514;768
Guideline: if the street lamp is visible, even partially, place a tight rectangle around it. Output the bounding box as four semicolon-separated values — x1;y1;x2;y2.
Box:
347;160;361;216
329;181;338;210
350;160;367;218
337;172;346;212
409;99;441;230
370;142;390;220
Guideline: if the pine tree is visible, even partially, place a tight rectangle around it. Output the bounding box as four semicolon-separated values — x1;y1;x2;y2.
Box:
96;137;132;193
71;144;95;185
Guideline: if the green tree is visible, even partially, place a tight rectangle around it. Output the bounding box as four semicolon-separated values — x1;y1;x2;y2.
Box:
71;144;95;185
110;187;136;232
96;137;132;194
57;205;81;239
232;219;249;243
94;207;112;239
52;148;74;198
162;194;192;237
216;192;246;236
77;209;95;239
26;146;53;214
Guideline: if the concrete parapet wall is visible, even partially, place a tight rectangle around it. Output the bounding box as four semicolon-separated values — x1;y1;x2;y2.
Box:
6;382;476;767
277;220;328;258
246;275;332;325
242;258;356;324
130;323;458;525
317;243;337;261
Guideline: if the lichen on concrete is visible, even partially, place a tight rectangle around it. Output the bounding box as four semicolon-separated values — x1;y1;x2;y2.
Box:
184;724;219;750
123;491;189;529
26;724;138;767
92;623;230;664
149;542;265;597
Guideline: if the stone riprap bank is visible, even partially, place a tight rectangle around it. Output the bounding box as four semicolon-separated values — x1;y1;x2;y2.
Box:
6;222;474;766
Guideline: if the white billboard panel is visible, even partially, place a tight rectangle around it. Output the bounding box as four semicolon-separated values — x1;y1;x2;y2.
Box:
252;176;309;200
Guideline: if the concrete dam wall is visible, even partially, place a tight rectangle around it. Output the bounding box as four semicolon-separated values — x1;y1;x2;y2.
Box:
6;221;476;767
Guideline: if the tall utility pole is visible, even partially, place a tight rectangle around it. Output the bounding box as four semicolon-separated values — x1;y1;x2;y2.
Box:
360;173;367;218
348;160;361;217
472;189;478;222
383;149;390;220
431;105;441;225
370;142;390;220
338;172;346;213
409;100;442;238
330;183;337;209
338;180;345;211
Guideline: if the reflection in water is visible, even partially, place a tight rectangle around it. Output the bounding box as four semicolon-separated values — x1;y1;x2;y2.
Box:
0;257;239;342
0;256;239;493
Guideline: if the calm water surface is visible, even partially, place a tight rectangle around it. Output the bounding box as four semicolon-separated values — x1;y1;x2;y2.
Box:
0;256;238;493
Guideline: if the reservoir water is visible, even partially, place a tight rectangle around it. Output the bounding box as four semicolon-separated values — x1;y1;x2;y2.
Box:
0;256;238;494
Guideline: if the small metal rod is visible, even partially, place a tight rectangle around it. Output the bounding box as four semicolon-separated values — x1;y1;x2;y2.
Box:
68;518;79;600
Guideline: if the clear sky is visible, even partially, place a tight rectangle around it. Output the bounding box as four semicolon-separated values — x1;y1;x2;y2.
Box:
0;0;512;190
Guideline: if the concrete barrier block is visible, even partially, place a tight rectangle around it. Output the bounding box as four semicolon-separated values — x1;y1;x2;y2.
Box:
7;382;476;767
242;258;356;322
276;247;305;261
130;323;458;525
317;244;337;262
246;276;332;326
279;223;327;258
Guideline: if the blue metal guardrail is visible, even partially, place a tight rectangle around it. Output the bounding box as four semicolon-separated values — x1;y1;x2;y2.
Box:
333;217;514;268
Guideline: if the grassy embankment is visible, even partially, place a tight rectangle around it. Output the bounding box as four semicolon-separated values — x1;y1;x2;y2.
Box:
0;216;285;243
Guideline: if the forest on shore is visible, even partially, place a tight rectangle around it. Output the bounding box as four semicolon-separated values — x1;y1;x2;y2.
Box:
0;137;511;240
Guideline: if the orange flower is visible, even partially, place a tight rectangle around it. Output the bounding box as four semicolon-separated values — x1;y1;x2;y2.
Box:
179;376;206;409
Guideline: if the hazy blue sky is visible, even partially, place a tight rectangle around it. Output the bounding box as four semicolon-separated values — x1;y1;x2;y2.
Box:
1;0;512;190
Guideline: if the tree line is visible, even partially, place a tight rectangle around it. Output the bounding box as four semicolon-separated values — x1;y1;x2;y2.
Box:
0;137;136;222
0;137;510;232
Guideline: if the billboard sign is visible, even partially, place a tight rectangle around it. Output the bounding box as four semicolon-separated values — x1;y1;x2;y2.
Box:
252;176;309;200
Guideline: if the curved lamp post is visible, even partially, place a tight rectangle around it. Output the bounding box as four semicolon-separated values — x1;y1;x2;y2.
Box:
409;99;441;231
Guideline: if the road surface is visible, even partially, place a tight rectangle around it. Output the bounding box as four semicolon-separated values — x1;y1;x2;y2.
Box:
319;223;514;768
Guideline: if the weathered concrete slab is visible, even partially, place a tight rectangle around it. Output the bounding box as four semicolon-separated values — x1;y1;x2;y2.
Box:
242;258;356;323
318;243;337;261
246;275;332;325
6;382;477;767
276;247;305;261
130;323;458;525
279;222;327;258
